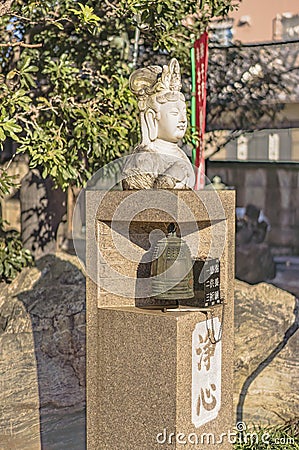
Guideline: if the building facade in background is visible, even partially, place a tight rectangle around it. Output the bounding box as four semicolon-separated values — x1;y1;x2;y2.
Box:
208;0;299;254
230;0;299;43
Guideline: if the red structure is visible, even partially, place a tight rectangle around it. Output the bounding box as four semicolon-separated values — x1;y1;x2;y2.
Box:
194;32;209;189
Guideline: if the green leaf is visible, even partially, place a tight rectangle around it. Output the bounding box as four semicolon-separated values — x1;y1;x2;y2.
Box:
9;131;21;141
20;56;31;71
7;70;17;80
54;21;64;30
23;72;36;87
2;121;22;134
23;65;39;73
42;166;48;178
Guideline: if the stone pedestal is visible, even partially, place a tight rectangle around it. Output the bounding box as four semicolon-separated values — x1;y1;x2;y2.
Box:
86;190;235;449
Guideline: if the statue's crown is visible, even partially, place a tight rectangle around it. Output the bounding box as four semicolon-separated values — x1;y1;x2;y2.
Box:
129;58;182;109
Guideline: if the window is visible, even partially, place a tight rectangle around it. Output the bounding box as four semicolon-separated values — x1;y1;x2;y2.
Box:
268;133;280;160
210;19;234;46
237;136;248;160
273;13;299;41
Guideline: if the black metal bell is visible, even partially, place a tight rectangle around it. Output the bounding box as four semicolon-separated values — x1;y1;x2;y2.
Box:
151;224;194;300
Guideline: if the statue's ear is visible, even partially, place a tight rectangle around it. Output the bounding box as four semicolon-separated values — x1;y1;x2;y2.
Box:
145;109;157;141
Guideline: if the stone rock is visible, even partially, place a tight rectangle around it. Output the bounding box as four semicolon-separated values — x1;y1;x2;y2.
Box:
0;253;85;449
1;256;298;449
234;279;299;425
236;242;276;284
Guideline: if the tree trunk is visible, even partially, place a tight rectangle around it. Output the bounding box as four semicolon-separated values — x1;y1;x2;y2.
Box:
20;168;66;259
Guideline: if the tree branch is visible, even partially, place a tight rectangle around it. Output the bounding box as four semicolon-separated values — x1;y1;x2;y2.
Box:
0;41;43;48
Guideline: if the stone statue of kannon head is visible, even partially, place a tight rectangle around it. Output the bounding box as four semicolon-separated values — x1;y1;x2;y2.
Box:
129;58;187;146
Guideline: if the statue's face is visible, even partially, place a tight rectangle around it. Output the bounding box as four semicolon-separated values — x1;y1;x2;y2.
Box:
156;99;187;143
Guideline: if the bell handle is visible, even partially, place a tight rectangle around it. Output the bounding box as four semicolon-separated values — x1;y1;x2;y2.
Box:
167;222;177;236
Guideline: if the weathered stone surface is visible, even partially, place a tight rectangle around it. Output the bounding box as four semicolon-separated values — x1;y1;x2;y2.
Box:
0;263;41;449
0;253;85;449
234;279;299;425
1;256;298;449
236;243;276;284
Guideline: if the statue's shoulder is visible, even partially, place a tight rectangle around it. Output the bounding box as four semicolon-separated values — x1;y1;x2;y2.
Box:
124;144;158;170
131;144;154;155
122;144;157;190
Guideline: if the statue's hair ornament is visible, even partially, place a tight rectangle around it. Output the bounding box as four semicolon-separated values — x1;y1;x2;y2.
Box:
129;58;182;102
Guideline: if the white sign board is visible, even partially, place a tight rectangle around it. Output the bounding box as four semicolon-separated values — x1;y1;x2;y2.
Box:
192;318;222;428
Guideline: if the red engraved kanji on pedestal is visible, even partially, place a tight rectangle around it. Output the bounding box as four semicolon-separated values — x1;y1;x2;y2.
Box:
192;317;222;428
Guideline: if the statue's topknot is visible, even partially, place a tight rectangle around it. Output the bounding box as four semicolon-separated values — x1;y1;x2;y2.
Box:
129;58;182;111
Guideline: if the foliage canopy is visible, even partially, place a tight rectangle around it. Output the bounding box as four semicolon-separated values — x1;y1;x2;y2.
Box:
0;0;239;191
0;217;33;282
